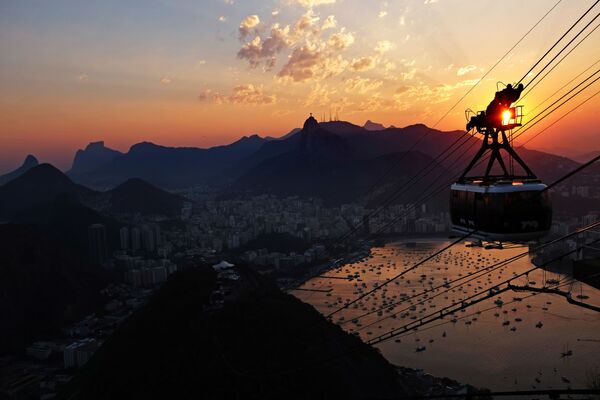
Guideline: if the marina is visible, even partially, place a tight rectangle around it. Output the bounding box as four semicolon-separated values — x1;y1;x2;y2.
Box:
293;238;600;391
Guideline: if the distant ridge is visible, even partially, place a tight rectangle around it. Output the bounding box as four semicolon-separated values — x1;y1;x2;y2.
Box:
363;120;386;131
0;154;39;186
71;135;270;189
68;141;123;177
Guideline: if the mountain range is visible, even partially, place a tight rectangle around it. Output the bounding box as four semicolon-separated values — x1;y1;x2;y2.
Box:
67;135;269;189
0;117;594;208
0;164;185;221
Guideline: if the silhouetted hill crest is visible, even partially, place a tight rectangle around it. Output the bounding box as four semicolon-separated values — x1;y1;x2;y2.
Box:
109;178;186;216
0;164;96;220
0;154;39;186
68;141;122;176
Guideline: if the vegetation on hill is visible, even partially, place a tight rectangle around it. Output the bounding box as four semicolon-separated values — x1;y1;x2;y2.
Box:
61;266;407;399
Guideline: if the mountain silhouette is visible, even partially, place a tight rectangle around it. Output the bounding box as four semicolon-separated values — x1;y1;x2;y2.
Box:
68;141;123;177
48;117;591;201
0;154;39;186
229;116;447;203
277;127;301;140
0;164;96;220
109;178;187;217
72;135;270;189
363;120;386;131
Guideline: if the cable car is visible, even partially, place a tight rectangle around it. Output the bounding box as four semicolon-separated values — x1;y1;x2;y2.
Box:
450;83;552;242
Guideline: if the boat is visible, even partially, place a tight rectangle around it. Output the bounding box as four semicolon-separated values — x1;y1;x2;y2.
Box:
560;349;573;358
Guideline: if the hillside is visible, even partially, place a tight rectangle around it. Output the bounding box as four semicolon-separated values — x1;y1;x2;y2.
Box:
0;154;39;186
230;117;448;204
60;266;409;399
108;178;187;217
0;164;96;220
0;224;110;354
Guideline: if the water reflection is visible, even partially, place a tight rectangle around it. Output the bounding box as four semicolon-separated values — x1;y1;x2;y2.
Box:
294;239;600;391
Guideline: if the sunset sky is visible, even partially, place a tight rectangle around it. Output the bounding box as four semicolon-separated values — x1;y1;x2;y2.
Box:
1;0;599;172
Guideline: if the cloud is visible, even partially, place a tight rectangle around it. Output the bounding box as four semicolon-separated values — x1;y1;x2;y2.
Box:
374;40;393;55
294;0;336;7
277;43;349;82
198;84;276;105
378;11;388;18
326;28;354;50
239;15;260;38
395;78;480;104
160;76;172;85
356;94;400;112
321;15;337;30
350;56;376;71
400;68;417;80
304;83;336;106
456;65;477;76
237;23;292;68
293;9;321;37
76;73;88;82
344;77;383;94
237;9;355;82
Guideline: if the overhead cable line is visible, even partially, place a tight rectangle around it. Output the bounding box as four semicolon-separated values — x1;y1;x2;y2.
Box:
362;0;563;196
517;0;600;85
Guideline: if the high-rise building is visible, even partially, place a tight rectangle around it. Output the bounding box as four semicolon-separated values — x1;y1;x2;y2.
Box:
119;226;130;250
88;224;108;263
141;225;156;252
131;227;141;251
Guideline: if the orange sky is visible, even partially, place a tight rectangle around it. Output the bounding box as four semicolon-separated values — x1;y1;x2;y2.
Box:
1;0;599;172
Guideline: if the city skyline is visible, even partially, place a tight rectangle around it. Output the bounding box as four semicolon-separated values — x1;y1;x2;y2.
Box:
1;0;600;171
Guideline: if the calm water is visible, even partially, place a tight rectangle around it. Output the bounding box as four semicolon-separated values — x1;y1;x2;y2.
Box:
294;239;600;391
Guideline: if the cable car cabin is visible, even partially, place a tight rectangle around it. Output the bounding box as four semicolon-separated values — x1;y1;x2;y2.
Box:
450;179;552;242
456;83;553;243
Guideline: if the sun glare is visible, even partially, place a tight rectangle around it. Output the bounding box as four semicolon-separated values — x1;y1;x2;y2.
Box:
502;110;512;125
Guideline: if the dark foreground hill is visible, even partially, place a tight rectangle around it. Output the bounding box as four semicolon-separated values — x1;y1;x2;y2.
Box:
60;266;409;399
0;224;110;354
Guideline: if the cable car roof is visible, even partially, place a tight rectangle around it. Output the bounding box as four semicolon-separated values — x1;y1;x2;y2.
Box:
451;181;547;193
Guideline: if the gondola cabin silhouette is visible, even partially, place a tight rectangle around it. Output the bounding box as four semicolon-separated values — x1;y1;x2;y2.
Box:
450;83;552;242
